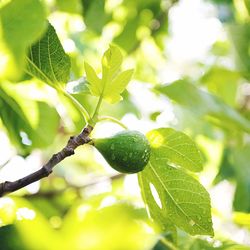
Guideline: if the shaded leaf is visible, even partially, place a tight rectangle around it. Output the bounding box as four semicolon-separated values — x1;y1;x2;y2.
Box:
0;225;26;250
82;0;110;34
155;80;250;133
114;18;140;53
200;67;240;106
26;22;71;87
0;85;60;154
228;23;250;80
214;148;236;184
231;144;250;212
0;87;34;153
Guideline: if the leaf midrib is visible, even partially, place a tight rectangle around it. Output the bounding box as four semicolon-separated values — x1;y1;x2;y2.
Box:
47;30;58;83
25;56;54;87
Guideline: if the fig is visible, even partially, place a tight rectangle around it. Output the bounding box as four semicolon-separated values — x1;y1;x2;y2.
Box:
93;130;151;174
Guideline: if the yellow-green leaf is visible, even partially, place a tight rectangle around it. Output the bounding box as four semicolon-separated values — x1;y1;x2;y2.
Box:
84;62;101;96
102;44;122;81
104;69;134;103
85;45;133;104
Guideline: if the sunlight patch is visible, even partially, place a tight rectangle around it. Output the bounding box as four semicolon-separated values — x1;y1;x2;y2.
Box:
16;207;36;220
147;131;164;148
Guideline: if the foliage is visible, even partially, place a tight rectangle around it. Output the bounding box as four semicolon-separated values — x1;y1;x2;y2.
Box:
1;0;250;249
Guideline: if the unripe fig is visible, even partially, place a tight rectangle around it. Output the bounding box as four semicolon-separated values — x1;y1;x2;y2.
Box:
93;130;151;174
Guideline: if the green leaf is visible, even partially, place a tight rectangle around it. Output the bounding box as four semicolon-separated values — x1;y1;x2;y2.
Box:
139;155;214;236
231;144;250;212
155;80;250;133
26;22;71;87
82;0;110;34
0;225;26;250
147;128;203;172
114;18;140;52
85;45;134;103
200;67;240;107
214;148;236;184
0;87;34;153
0;0;47;80
228;23;250;80
56;0;82;14
0;84;60;154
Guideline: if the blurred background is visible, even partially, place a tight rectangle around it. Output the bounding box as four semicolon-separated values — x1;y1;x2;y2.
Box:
1;0;250;249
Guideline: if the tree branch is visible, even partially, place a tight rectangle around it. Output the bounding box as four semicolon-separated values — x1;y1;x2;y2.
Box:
0;125;93;197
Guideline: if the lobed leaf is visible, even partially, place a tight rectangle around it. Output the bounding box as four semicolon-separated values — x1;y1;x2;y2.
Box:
85;45;134;104
104;69;134;103
147;128;203;172
139;154;213;236
84;62;101;95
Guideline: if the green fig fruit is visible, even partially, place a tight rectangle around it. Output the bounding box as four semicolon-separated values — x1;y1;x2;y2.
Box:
93;130;151;174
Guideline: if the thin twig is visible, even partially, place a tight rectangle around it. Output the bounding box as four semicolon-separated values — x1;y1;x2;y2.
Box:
0;158;12;171
0;125;93;197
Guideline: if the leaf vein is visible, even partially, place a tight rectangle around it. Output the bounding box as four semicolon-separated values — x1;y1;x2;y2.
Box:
161;145;199;168
47;30;58;83
149;162;207;232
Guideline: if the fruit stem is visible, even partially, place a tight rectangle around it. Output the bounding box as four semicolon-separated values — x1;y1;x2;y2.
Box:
98;116;128;129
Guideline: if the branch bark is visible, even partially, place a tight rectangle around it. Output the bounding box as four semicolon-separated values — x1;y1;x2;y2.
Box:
0;125;93;197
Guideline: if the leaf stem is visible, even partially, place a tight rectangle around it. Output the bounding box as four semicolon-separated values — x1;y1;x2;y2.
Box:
63;91;91;124
91;95;103;126
99;116;127;129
